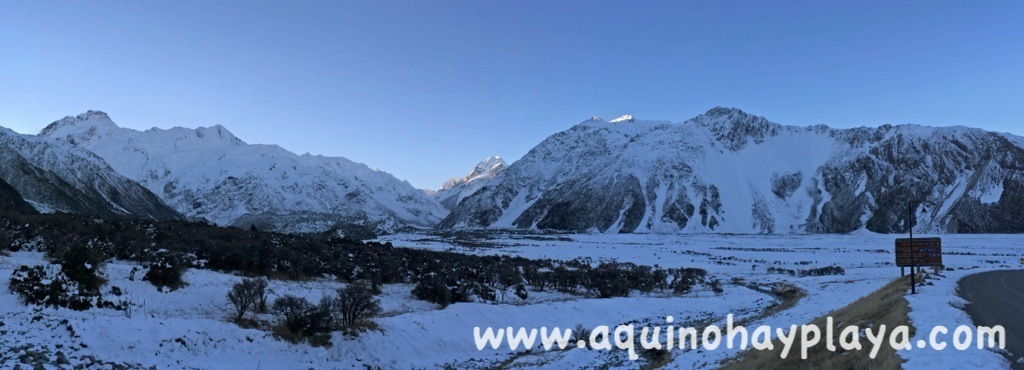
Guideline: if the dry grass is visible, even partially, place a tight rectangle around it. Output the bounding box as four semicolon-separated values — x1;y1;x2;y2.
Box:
721;276;913;370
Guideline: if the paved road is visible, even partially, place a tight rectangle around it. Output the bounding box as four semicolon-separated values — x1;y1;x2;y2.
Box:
959;270;1024;367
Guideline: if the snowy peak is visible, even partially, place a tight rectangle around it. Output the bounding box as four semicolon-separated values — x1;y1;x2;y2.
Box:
39;110;119;137
435;156;507;210
40;111;246;147
610;114;634;123
470;155;507;180
691;107;782;151
38;112;449;233
0;126;182;220
191;124;245;145
700;106;746;119
441;156;507;191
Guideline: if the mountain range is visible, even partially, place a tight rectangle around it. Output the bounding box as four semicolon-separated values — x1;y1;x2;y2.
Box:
2;108;1022;234
36;111;447;234
440;108;1024;234
0;124;181;220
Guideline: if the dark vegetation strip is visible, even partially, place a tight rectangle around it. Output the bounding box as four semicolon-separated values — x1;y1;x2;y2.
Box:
0;212;715;309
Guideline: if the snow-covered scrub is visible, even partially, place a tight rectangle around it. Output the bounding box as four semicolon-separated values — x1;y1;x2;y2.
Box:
0;246;750;368
0;231;1015;368
378;231;1023;368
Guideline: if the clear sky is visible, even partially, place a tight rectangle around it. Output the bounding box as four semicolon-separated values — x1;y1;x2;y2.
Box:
2;1;1022;189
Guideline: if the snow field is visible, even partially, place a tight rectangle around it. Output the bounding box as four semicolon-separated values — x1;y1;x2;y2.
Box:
0;232;1019;368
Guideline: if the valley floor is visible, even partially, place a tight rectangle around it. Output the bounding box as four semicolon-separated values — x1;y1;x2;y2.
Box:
1;232;1019;369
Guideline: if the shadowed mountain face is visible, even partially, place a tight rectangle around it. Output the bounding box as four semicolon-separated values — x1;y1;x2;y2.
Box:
0;177;37;215
440;108;1024;234
0;122;181;221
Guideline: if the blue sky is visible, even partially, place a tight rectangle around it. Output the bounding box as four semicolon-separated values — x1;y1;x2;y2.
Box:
2;1;1022;189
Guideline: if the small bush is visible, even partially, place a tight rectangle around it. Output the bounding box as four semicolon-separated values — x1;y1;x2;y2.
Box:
586;264;631;298
56;243;106;295
227;278;262;322
514;283;529;301
413;276;455;307
708;278;725;295
272;295;312;334
671;268;707;295
253;277;269;313
799;266;846;277
336;281;381;328
766;267;797;276
310;296;339;334
271;294;336;345
572;323;592;347
143;250;188;291
9;265;93;310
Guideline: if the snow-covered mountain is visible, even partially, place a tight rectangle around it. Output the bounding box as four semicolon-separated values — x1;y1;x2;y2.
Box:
433;156;507;210
0;124;182;220
39;111;448;233
439;107;1024;234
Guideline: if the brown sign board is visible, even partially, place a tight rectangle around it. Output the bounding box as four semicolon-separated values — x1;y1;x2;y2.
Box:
895;237;942;267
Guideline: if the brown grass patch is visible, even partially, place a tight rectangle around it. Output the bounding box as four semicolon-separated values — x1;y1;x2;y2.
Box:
721;276;913;370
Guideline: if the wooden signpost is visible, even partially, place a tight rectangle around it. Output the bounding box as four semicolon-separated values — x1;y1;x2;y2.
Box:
893;202;943;294
894;236;942;295
895;237;943;267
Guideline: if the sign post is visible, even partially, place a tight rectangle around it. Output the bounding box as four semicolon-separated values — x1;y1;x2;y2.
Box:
909;203;914;294
895;236;942;295
895;238;943;266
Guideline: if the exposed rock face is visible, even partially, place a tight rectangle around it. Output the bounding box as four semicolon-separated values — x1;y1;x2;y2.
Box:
434;156;507;210
440;108;1024;234
0;120;181;220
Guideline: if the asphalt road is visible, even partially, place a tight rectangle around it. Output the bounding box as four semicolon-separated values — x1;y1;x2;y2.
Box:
959;270;1024;367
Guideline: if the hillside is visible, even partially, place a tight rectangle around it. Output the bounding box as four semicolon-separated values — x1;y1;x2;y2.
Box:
440;108;1024;234
0;124;181;220
38;111;448;233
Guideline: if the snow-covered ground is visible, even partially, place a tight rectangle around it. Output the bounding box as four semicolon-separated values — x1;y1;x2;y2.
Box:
1;233;1020;369
902;268;1013;369
378;232;1021;369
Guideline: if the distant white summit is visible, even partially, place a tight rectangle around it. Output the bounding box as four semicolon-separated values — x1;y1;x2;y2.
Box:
441;156;507;190
39;110;119;137
434;156;507;210
610;114;634;123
